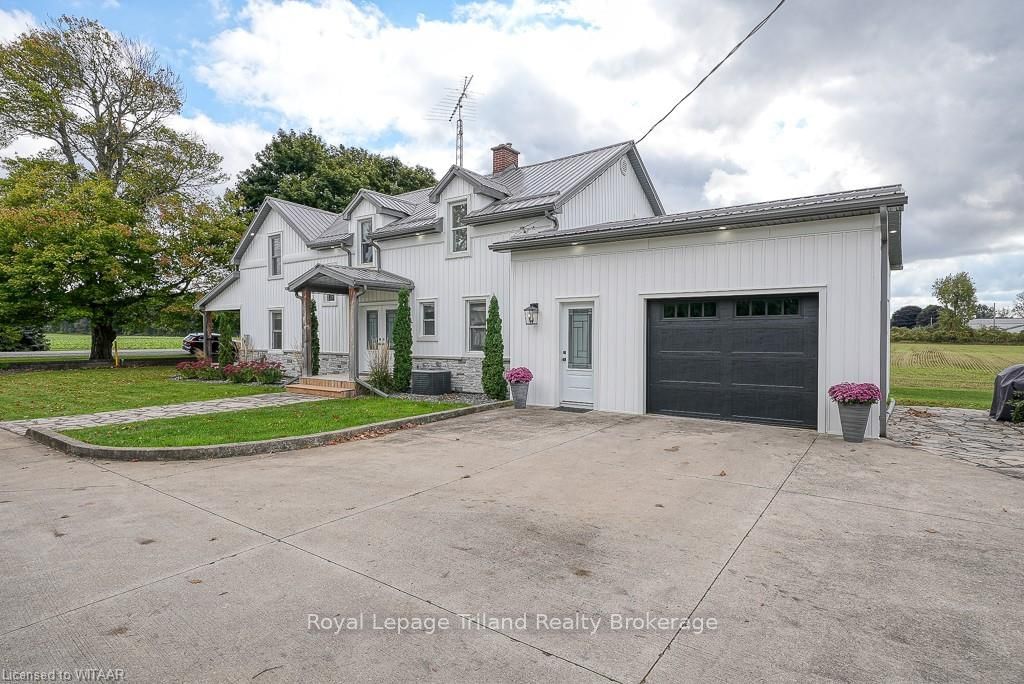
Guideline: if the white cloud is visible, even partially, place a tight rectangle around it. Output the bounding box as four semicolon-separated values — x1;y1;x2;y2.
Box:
0;8;34;42
168;112;273;186
209;0;232;22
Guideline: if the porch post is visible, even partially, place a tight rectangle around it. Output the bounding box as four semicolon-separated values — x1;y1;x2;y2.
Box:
348;286;360;382
302;288;313;377
202;310;213;359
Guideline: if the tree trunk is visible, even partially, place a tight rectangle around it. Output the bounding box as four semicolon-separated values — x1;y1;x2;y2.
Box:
89;318;117;361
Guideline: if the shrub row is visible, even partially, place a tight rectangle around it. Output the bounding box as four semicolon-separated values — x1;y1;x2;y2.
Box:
891;326;1023;345
176;359;283;384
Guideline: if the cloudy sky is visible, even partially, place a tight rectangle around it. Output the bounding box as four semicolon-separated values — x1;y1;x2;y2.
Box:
1;0;1022;309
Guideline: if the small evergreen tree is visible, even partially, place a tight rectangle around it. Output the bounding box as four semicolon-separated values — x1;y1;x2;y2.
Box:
482;296;507;400
217;315;235;367
392;289;413;391
310;300;320;376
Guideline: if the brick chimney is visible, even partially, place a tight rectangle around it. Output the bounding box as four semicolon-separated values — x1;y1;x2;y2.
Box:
490;142;520;175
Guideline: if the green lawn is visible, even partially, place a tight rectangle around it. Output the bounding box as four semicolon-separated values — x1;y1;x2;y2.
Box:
0;353;189;367
0;366;280;421
891;342;1023;409
45;333;183;350
64;397;466;447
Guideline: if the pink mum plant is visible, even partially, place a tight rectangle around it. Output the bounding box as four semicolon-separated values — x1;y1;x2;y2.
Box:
504;367;534;384
827;382;881;405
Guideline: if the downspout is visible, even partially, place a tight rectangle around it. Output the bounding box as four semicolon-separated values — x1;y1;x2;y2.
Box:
340;243;353;267
543;208;559;230
879;206;891;438
371;241;383;272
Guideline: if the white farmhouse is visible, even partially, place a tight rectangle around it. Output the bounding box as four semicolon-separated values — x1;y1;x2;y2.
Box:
198;141;907;438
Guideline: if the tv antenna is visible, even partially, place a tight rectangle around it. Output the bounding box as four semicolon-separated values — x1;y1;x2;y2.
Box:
426;75;475;167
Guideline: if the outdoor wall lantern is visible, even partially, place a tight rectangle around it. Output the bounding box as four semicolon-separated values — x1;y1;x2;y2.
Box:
524;303;540;326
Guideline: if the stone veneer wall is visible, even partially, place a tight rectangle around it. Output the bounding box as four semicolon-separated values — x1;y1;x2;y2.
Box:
413;356;509;394
266;351;348;378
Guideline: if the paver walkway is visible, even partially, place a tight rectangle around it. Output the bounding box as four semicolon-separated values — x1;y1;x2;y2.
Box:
887;405;1024;478
0;392;323;436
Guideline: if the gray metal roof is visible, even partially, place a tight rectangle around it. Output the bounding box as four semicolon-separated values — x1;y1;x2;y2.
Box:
195;271;239;310
286;264;414;294
490;185;909;267
371;203;441;239
427;166;510;203
340;188;417;219
464;141;664;224
230;197;341;264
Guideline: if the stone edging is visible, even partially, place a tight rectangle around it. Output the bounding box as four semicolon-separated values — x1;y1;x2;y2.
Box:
26;401;512;461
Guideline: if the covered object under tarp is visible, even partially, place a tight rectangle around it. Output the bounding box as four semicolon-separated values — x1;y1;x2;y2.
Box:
990;364;1024;421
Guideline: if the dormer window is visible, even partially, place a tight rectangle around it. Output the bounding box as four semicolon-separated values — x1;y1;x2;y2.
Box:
358;218;373;264
449;200;468;255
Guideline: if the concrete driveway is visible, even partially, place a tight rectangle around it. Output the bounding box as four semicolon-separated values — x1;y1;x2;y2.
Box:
1;409;1021;683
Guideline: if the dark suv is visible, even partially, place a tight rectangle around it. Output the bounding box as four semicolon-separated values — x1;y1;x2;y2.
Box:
182;333;220;355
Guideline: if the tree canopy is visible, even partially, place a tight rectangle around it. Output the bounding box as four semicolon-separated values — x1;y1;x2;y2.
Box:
931;272;978;330
890;305;922;329
0;16;241;359
230;129;437;214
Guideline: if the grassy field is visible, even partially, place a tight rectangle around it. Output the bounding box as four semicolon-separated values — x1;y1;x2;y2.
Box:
46;333;183;350
0;367;280;421
64;397;466;447
891;342;1023;409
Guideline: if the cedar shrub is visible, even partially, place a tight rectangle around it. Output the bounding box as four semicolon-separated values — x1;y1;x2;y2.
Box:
482;295;507;400
392;289;413;391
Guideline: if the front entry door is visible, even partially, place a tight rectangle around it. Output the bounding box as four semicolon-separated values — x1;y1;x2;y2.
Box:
560;303;594;406
359;305;396;374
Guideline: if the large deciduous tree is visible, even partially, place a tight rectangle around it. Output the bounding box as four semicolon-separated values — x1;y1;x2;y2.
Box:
230;129;437;214
890;305;922;329
1014;291;1024;318
0;16;238;359
931;272;978;330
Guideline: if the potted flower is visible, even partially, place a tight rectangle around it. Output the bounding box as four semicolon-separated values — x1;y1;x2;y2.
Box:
827;382;881;443
504;367;534;409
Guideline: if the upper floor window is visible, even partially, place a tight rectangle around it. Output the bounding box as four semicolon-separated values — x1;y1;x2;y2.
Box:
359;218;374;264
449;201;468;255
268;234;282;277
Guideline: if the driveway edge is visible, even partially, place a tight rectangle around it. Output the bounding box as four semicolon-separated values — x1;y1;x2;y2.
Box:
26;401;513;461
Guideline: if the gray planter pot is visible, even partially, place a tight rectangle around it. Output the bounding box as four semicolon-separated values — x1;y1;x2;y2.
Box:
509;382;529;409
837;403;872;442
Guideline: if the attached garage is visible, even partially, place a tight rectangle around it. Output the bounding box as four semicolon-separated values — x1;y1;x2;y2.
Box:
646;294;818;428
494;184;908;439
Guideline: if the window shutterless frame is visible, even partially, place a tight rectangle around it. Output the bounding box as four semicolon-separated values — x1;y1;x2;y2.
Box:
267;234;283;278
466;299;486;352
358;218;374;265
419;300;437;338
447;199;469;256
323;293;337;306
268;309;283;350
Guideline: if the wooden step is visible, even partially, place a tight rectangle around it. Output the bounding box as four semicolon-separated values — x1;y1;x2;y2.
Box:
286;384;358;399
297;376;358;390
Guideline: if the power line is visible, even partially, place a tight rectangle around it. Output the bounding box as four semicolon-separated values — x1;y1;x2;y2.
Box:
636;0;788;144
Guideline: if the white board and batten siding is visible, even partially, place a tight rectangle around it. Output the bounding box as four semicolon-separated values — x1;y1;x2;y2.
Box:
230;210;351;354
509;215;885;437
559;156;656;229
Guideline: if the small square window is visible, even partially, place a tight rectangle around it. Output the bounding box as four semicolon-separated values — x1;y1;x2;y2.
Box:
783;297;799;315
767;299;783;316
663;303;676;318
703;302;717;317
736;300;749;316
751;300;766;316
323;293;336;306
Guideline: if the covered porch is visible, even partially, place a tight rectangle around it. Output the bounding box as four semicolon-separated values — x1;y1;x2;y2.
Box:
285;264;414;383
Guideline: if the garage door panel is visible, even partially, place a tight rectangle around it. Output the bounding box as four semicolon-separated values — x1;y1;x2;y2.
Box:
647;295;818;428
650;352;724;384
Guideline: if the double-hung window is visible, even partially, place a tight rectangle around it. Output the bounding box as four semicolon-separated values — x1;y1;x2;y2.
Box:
359;218;374;265
268;234;282;278
449;201;468;255
420;301;436;337
467;300;486;352
269;310;283;350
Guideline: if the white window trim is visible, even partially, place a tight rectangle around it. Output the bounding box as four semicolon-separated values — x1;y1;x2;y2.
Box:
268;308;283;351
465;298;488;355
322;293;338;307
357;217;374;266
446;197;471;259
267;233;283;280
417;298;438;341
